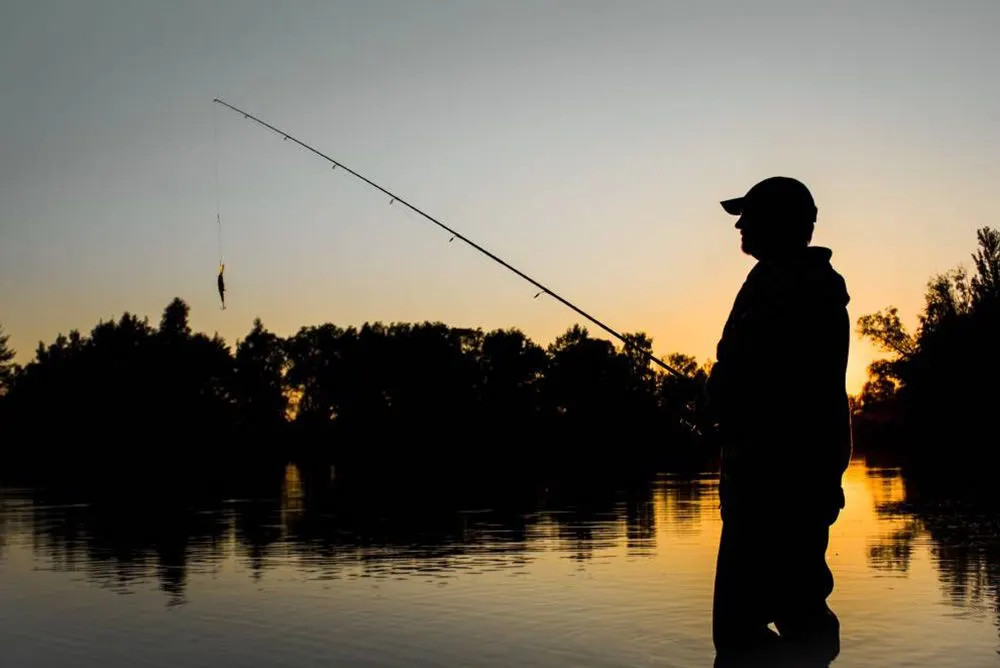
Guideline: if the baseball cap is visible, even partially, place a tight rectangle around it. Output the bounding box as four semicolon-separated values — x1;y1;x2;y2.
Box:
720;176;817;222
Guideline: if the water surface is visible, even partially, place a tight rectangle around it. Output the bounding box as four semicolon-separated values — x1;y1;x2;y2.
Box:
1;457;998;666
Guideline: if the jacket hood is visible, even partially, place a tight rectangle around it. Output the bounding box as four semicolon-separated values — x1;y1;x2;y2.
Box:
745;246;850;310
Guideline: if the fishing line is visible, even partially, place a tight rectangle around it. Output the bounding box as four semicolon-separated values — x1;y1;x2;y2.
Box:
213;103;224;266
213;103;227;310
212;98;685;378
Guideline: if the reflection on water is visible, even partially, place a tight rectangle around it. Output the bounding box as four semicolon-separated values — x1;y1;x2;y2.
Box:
1;458;998;666
863;467;920;574
3;467;717;600
863;464;1000;647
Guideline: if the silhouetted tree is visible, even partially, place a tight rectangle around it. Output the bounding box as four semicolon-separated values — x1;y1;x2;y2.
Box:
147;299;234;444
0;324;16;396
657;352;711;440
970;227;1000;308
857;307;915;359
285;323;347;427
2;300;237;481
536;326;705;468
159;297;191;339
543;325;628;424
233;318;288;434
858;359;899;407
478;327;546;425
857;227;1000;486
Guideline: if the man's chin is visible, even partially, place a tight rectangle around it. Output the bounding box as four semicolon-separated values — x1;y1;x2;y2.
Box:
740;242;763;260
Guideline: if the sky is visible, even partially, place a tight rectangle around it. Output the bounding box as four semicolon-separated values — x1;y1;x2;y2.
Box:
2;1;998;394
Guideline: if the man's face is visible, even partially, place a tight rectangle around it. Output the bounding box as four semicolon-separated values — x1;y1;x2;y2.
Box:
734;210;766;258
735;209;811;259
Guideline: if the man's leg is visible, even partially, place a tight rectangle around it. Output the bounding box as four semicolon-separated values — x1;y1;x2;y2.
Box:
713;518;780;653
772;517;840;662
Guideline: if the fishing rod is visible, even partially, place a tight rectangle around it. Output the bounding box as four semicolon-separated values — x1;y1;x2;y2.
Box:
213;98;686;379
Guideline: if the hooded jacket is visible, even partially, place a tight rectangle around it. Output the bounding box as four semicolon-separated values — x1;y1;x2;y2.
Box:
707;246;852;512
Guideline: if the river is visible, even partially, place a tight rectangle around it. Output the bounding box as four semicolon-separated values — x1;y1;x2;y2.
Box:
1;456;997;666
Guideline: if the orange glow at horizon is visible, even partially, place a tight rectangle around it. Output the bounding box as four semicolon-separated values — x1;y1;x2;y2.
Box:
4;3;980;403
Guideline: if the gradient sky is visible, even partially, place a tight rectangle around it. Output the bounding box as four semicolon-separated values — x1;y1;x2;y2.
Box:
2;1;998;394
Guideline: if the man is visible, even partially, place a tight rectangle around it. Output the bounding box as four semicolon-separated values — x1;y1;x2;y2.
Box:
707;177;852;662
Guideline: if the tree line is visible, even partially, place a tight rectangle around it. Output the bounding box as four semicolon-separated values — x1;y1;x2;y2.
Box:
6;227;993;488
0;300;711;482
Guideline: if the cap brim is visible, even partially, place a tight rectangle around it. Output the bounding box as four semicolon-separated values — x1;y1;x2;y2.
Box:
720;198;743;215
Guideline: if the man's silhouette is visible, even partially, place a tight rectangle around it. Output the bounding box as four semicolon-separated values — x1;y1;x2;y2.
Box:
707;177;851;663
